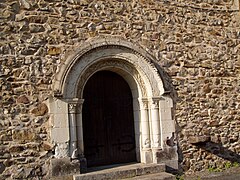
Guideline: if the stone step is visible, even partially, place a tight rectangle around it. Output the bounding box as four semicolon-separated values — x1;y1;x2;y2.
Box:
73;163;166;180
125;172;175;180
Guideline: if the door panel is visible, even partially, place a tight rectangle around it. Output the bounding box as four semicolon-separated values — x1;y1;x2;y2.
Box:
82;71;136;167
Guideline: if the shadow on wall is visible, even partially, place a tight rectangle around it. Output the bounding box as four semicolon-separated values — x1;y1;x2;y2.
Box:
195;141;240;163
174;140;240;174
154;54;240;171
154;60;240;171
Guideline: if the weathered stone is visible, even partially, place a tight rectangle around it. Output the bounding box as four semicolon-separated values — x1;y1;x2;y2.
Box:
41;141;53;151
220;137;228;144
0;162;5;174
211;135;220;143
188;136;211;144
20;47;38;55
9;145;25;153
11;166;34;179
202;84;211;93
209;120;220;127
3;159;13;167
29;24;45;33
96;24;105;31
156;148;178;162
12;129;36;141
31;103;48;116
0;134;12;141
87;22;96;31
16;95;30;104
15;14;25;21
50;158;80;177
27;16;48;24
19;0;31;9
48;47;61;55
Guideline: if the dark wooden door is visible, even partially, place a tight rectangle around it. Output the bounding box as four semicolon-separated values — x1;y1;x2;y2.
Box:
82;71;136;167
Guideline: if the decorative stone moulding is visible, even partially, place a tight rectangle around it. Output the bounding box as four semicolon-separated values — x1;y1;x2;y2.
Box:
49;36;177;177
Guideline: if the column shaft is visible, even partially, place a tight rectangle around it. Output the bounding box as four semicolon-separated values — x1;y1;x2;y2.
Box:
139;98;151;149
149;97;161;149
76;99;84;157
68;103;78;159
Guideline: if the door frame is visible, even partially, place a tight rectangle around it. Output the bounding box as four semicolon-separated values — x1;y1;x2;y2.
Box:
80;64;143;163
49;37;178;173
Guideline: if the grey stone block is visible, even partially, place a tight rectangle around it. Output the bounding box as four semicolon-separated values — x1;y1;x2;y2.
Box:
50;158;80;177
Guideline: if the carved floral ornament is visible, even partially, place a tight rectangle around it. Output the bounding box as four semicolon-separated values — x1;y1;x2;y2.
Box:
66;99;84;114
77;59;148;97
68;103;77;114
138;98;149;110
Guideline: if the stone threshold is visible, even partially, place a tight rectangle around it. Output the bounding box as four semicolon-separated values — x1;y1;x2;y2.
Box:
73;163;175;180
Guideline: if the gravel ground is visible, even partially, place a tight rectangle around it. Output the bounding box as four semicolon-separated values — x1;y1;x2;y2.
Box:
181;167;240;180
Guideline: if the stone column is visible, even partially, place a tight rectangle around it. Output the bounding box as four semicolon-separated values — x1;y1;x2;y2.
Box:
75;99;84;157
139;98;152;163
75;99;87;172
149;97;161;163
68;102;78;159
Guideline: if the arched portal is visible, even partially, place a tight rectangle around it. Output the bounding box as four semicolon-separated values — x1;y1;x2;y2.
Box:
49;37;178;174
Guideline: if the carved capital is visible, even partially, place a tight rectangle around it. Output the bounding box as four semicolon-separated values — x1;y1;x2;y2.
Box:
138;98;149;110
68;103;77;114
149;97;160;109
68;99;84;114
152;138;161;148
143;138;151;148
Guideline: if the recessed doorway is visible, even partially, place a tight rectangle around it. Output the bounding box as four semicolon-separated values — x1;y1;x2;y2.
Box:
82;71;137;167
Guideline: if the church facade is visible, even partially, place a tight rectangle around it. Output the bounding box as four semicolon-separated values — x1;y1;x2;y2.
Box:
0;0;240;179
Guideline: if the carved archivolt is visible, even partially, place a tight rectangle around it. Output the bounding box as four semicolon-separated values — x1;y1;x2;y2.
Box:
77;59;147;97
53;37;165;99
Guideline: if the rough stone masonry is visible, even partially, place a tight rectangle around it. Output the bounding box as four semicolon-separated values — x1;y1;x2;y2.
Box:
0;0;240;179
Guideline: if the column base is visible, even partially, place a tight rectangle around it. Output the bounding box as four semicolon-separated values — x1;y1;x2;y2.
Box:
141;149;152;163
151;148;162;163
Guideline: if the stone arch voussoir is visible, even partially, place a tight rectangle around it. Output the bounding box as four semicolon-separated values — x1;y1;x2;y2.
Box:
53;36;165;98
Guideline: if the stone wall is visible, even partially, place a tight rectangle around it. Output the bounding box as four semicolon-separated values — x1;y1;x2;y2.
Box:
0;0;240;178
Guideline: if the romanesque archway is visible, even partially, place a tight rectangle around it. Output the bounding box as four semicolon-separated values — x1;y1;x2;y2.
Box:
49;37;177;173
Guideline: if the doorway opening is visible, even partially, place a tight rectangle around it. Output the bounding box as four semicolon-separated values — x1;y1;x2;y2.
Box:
82;71;137;167
50;38;178;177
